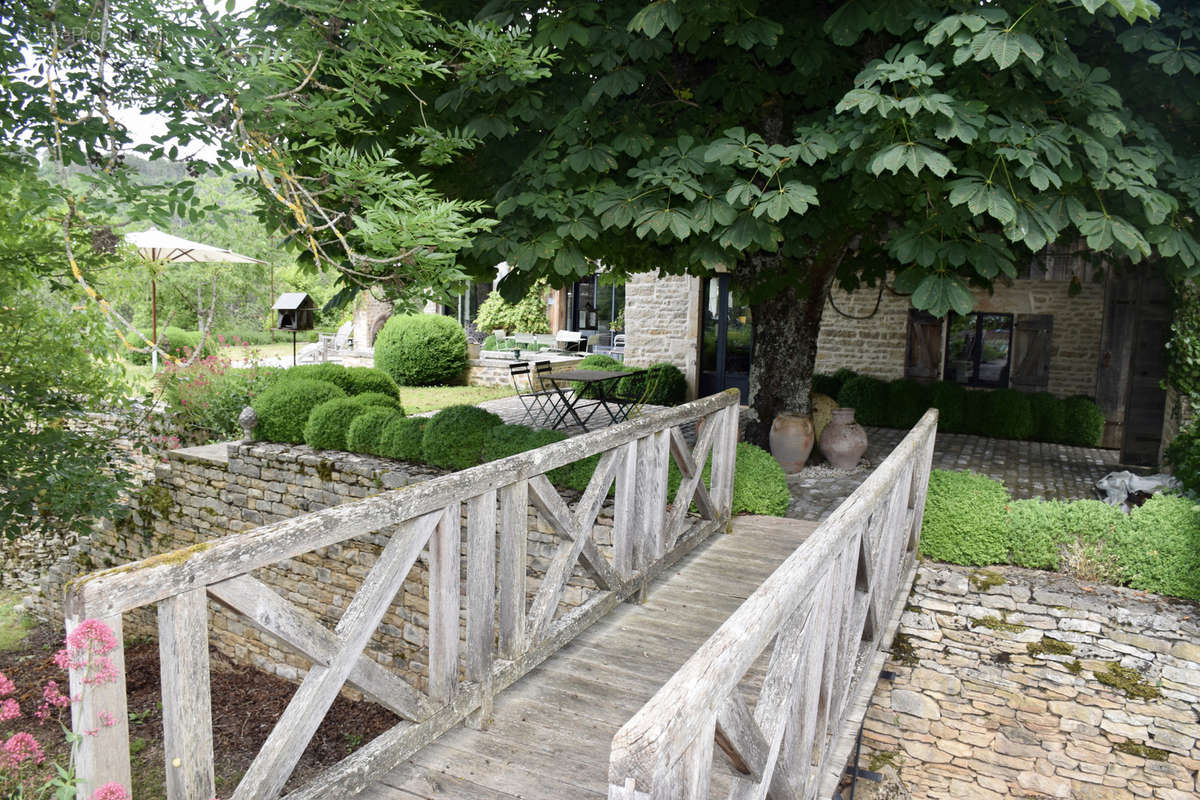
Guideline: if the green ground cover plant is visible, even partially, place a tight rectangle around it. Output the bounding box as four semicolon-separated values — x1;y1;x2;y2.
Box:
666;442;790;517
921;469;1200;601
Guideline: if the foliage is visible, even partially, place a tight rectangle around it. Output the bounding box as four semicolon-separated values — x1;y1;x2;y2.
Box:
375;315;468;387
354;392;405;413
617;363;689;406
886;379;930;429
420;405;504;470
473;282;550;334
129;326;217;366
919;470;1010;565
572;353;628;398
273;364;400;399
251;379;346;444
836;376;889;426
0;173;138;540
1166;280;1200;401
159;357;281;445
928;381;967;433
667;442;790;517
1165;421;1200;495
985;389;1035;440
303;398;372;452
347;408;404;456
962;389;990;436
1028;392;1067;444
481;423;575;485
1060;396;1106;447
1006;498;1123;575
377;417;430;463
1112;493;1200;601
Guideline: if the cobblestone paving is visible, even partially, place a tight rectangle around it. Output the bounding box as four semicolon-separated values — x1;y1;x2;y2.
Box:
788;428;1122;522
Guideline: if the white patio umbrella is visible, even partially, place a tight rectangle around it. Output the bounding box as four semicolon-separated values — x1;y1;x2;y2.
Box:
124;228;266;369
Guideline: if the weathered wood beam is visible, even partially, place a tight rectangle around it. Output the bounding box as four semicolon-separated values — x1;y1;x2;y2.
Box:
158;588;215;800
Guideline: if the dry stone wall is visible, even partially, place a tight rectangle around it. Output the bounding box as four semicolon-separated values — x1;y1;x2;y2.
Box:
31;441;619;696
859;563;1200;800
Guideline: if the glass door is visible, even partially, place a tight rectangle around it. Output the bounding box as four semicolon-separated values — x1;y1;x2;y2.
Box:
699;276;753;402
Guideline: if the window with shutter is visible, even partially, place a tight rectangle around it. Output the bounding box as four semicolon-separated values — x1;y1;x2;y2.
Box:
1011;314;1053;392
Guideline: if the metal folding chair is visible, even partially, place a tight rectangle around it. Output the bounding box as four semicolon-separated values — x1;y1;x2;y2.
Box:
509;361;558;426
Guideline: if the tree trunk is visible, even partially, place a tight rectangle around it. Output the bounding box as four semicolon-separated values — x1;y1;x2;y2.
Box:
741;252;843;449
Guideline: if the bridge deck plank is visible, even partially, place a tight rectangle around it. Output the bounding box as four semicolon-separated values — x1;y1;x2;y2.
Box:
362;515;816;800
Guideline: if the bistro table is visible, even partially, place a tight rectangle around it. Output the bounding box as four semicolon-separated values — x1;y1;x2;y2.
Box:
545;368;647;432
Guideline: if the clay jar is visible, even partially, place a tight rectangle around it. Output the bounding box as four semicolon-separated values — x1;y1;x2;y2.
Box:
769;412;815;474
819;407;868;469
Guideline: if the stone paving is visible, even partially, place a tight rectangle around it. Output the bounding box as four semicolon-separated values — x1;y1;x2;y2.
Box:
788;428;1122;522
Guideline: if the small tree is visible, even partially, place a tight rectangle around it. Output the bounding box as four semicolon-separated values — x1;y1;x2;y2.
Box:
474;281;551;334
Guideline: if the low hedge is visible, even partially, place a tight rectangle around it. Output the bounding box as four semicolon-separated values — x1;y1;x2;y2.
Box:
886;379;930;429
836;375;889;426
928;381;966;433
304;397;373;451
375;314;467;387
921;469;1200;601
251;378;346;444
666;442;789;517
617;363;688;406
273;364;400;400
347;408;404;455
1028;392;1065;443
354;392;404;413
420;405;504;470
1061;395;1106;447
378;417;428;462
985;388;1034;440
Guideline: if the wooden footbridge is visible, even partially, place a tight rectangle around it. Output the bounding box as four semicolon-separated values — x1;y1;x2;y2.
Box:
64;392;937;800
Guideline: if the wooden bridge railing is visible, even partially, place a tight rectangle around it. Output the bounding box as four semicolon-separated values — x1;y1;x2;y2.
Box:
64;389;741;800
608;408;938;800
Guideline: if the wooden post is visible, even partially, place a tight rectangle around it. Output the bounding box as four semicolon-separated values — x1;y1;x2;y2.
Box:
636;429;670;561
429;503;461;703
466;490;497;729
708;399;739;521
158;588;215;800
497;481;528;660
612;440;638;580
66;612;132;799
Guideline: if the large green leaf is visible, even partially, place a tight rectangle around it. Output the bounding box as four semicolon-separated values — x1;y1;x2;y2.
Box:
912;273;975;317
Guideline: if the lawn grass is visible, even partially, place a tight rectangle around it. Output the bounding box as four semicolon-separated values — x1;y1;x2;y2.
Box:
0;591;35;652
400;384;515;415
221;342;296;363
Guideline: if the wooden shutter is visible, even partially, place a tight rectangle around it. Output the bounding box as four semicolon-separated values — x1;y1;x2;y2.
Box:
1011;314;1053;392
904;310;943;381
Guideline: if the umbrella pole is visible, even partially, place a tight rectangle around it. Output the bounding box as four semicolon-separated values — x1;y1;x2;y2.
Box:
292;331;297;366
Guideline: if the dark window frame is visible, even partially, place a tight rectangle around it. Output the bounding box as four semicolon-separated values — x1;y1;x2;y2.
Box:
943;312;1015;389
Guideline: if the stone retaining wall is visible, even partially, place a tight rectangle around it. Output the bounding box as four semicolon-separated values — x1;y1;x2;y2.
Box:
465;355;583;387
859;563;1200;799
31;441;623;696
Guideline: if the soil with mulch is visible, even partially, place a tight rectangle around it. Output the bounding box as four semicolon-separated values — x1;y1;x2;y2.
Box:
0;622;399;798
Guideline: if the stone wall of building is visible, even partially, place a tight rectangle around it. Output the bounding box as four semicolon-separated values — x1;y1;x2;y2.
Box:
857;563;1200;800
814;278;1105;399
30;442;621;695
623;272;702;400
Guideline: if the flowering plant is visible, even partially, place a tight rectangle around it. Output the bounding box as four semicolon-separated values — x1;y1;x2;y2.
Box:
0;619;129;800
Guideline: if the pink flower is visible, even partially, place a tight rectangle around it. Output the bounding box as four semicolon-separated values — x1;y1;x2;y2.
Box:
99;710;117;727
88;782;130;800
54;619;120;686
35;680;71;722
1;732;44;767
0;672;14;697
0;698;19;721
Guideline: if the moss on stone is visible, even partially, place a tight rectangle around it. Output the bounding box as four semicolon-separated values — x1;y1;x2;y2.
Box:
973;613;1026;633
891;632;919;666
316;459;334;482
1026;636;1075;656
1114;740;1169;761
140;485;173;518
1095;662;1162;700
969;569;1007;592
867;750;900;772
1066;659;1083;675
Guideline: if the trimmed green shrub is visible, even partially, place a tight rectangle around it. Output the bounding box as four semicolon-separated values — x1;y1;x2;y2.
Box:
1165;421;1200;495
837;375;889;426
274;364;400;399
482;424;568;462
919;469;1010;565
813;368;858;400
929;382;966;433
354;392;404;413
251;378;346;444
347;407;403;455
1112;493;1200;601
375;314;467;386
572;353;628;398
886;379;930;429
304;397;371;451
1060;396;1105;447
421;404;504;470
1028;392;1066;443
377;417;428;463
1006;499;1066;570
666;442;790;517
617;363;688;406
985;389;1035;440
962;389;989;435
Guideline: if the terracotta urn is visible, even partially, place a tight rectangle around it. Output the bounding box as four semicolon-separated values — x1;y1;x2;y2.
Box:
820;407;869;469
769;412;815;474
